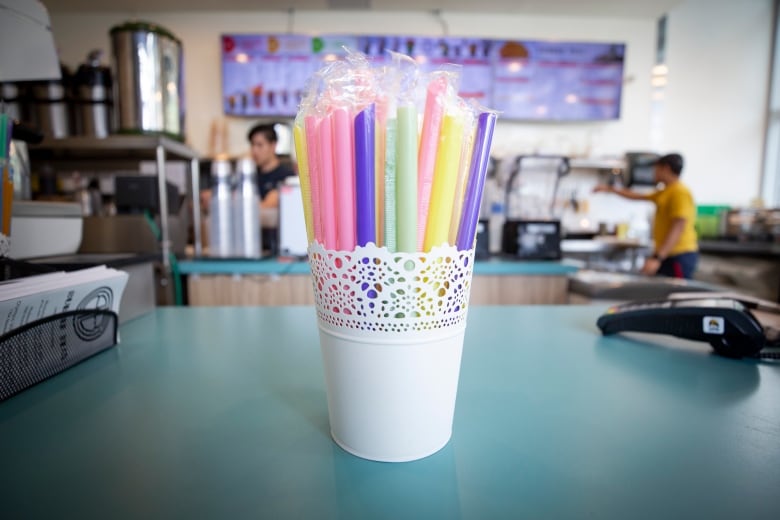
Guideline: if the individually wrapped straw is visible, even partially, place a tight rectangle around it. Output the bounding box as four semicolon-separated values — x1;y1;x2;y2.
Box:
332;107;356;251
318;112;339;249
379;52;415;253
374;97;387;247
392;52;420;253
423;106;466;252
354;103;376;246
293;116;315;243
416;72;449;250
383;116;397;252
455;108;498;251
396;103;418;253
304;115;323;244
449;102;477;244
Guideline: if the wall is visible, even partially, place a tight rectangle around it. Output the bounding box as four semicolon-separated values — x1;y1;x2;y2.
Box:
662;0;773;206
46;2;773;205
47;10;654;159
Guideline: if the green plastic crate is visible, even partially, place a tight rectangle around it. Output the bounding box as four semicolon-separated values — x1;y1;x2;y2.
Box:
695;205;729;238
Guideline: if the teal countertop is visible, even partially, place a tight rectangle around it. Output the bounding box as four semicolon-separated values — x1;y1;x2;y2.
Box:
1;306;778;519
178;257;580;276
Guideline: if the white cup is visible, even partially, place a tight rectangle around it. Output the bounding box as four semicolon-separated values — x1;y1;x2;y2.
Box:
308;241;475;462
319;323;465;462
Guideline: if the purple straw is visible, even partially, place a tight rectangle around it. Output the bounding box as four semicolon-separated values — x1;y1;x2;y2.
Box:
455;111;497;251
354;104;376;246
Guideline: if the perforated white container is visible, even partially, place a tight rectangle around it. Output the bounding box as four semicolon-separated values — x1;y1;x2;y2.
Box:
308;241;475;462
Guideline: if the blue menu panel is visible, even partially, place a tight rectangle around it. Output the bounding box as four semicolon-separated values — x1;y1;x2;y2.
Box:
221;34;625;122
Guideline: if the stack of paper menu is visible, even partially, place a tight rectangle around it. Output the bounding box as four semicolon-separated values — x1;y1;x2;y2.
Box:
1;266;129;335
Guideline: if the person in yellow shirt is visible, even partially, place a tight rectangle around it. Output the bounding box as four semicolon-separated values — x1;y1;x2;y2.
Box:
594;153;699;279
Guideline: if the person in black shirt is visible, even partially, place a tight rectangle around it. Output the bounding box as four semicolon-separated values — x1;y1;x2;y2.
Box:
248;123;296;208
247;123;295;254
200;123;295;255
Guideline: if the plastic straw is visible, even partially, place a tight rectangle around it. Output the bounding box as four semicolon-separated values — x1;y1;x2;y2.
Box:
423;113;465;252
0;113;9;160
293;122;315;243
396;104;418;252
304;115;323;244
449;119;476;244
318;113;339;250
375;98;387;247
333;108;356;251
456;111;498;250
384;118;397;253
355;104;376;246
416;75;447;249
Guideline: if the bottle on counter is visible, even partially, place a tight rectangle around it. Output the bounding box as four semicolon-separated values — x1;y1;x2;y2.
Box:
209;159;234;257
234;157;261;258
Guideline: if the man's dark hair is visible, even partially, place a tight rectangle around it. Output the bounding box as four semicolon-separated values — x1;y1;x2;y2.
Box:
656;153;684;176
247;123;278;144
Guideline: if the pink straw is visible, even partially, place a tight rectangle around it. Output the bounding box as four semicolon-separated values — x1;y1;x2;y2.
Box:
416;75;448;250
333;107;356;251
318;113;338;250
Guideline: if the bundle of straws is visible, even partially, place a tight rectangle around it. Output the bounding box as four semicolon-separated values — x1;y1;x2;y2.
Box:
293;50;497;253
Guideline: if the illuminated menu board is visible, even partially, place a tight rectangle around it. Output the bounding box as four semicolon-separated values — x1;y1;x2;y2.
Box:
221;34;625;121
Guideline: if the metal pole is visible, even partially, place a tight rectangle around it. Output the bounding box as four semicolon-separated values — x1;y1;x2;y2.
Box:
191;157;202;256
156;144;171;268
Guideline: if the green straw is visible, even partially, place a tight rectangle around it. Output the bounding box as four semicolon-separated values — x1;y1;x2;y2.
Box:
0;113;9;160
396;105;418;253
384;118;397;253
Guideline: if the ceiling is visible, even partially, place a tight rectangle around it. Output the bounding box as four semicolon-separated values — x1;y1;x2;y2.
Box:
42;0;683;19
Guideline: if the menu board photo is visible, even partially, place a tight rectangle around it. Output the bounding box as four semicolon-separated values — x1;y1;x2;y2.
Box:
221;34;625;122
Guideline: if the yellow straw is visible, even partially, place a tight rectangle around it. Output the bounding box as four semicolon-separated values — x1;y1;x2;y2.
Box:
293;123;315;243
449;124;476;244
423;113;465;252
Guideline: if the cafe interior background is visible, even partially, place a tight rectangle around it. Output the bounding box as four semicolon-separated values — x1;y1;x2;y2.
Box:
3;0;779;308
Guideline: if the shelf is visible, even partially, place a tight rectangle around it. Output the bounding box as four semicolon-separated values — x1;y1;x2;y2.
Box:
27;135;204;265
29;135;198;161
699;239;780;258
569;157;626;170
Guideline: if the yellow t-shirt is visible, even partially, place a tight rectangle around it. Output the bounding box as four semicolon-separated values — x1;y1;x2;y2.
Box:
646;181;698;256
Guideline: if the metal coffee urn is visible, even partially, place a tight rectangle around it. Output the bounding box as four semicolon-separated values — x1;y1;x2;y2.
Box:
74;50;113;138
110;21;184;140
31;64;73;139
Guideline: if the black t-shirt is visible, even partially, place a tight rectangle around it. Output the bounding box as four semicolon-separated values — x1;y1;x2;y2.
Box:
258;163;296;200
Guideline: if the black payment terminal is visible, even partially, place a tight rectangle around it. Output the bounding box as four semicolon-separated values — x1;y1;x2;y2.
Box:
596;297;771;358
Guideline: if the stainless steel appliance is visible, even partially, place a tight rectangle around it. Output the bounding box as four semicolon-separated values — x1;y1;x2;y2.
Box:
110;21;184;140
0;83;22;120
501;155;568;258
31;65;72;139
623;151;659;186
74;50;112;138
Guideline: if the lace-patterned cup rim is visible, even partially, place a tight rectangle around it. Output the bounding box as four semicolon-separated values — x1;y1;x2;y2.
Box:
307;241;475;334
